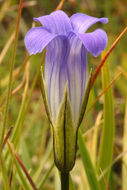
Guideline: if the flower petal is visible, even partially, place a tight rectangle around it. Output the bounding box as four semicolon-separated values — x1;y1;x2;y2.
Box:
24;27;57;55
66;33;87;123
77;29;108;57
34;10;72;35
70;13;108;33
45;36;69;122
45;34;87;124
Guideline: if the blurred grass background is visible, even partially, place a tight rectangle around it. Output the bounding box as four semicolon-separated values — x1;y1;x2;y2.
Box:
0;0;127;190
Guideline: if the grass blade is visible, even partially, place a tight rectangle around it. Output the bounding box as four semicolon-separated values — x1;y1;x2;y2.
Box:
55;168;61;190
78;129;100;190
55;0;66;10
7;140;33;190
122;98;127;190
0;32;15;65
97;52;115;189
91;112;102;166
0;153;10;190
0;0;23;146
33;138;52;182
38;162;54;190
69;174;76;190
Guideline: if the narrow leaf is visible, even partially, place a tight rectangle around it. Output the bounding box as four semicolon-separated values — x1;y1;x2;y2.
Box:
7;141;33;190
122;98;127;190
0;153;10;190
0;0;23;146
55;168;61;190
78;129;100;190
38;162;54;190
97;52;115;189
69;174;76;190
33;138;52;182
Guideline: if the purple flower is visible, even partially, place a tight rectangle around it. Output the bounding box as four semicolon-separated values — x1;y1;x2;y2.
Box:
24;10;108;125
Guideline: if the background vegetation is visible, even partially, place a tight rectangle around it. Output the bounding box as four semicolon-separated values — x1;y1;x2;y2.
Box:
0;0;127;189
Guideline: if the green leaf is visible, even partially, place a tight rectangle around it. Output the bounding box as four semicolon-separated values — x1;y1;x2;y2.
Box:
20;138;32;170
0;0;23;146
4;65;41;173
122;98;127;190
55;168;61;190
91;112;103;166
69;174;76;190
33;138;52;182
0;153;10;190
38;162;54;190
7;142;32;190
78;129;100;190
97;60;115;189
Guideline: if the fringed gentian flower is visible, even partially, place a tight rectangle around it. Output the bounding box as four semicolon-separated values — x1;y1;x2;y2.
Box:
24;11;108;173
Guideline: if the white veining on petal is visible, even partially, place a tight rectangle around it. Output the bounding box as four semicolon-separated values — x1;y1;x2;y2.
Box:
67;34;87;123
45;37;69;122
70;13;108;33
34;10;72;35
44;34;87;124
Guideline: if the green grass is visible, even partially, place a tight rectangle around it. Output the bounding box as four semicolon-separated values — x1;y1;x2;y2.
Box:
97;54;115;189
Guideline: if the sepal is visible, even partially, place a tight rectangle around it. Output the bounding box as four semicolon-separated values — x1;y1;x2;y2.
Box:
53;86;77;172
77;69;92;127
40;66;54;127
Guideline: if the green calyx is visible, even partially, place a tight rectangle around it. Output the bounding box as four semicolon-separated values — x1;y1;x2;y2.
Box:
77;69;92;127
53;86;77;172
40;67;92;173
40;66;54;127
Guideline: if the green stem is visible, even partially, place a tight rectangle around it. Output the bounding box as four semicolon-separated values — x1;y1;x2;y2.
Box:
61;172;69;190
0;152;10;190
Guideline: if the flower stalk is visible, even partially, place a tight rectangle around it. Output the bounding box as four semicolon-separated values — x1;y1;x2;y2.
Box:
61;172;69;190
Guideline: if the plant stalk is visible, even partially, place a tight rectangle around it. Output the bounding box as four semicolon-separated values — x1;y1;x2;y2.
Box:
61;172;69;190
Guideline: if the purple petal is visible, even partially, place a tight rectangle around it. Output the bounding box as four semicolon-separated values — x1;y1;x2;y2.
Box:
66;33;87;123
45;36;69;121
34;10;72;35
70;13;108;33
77;29;108;57
45;34;87;124
24;27;57;55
